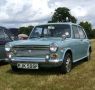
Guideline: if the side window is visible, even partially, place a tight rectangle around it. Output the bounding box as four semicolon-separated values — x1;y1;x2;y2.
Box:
78;27;86;39
0;30;5;40
72;25;80;39
4;33;11;41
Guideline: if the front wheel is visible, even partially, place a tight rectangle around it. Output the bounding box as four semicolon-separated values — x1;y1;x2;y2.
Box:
60;53;72;74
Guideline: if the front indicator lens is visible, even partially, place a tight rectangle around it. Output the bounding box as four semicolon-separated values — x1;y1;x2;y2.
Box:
50;53;58;59
45;55;50;60
6;52;12;58
9;54;12;58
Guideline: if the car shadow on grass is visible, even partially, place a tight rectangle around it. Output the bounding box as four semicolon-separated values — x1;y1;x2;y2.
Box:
7;67;61;75
0;61;8;66
72;59;87;69
6;59;87;75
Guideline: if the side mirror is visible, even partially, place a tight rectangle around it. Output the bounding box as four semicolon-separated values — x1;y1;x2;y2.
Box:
62;34;67;40
62;32;69;40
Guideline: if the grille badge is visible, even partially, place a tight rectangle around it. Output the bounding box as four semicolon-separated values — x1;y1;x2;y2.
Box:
28;50;32;53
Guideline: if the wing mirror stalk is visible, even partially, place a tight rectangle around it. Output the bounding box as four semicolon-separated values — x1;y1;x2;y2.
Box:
62;34;67;40
62;32;69;40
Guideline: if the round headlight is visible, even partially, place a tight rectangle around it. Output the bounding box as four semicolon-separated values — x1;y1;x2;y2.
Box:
5;44;11;51
50;43;58;52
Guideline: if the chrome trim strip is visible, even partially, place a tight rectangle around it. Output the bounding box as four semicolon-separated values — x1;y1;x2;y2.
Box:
11;57;63;63
0;59;4;60
73;55;87;63
11;57;45;62
0;58;8;61
0;58;9;62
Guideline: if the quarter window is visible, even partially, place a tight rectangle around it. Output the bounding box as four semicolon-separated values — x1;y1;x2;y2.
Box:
78;27;86;39
72;25;80;39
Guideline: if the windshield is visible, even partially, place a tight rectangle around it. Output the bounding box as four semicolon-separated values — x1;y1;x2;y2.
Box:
29;24;71;39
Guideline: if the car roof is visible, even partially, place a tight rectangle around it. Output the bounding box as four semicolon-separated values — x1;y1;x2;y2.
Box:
36;22;79;26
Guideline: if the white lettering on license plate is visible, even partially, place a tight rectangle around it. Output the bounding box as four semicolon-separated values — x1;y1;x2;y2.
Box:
17;63;39;69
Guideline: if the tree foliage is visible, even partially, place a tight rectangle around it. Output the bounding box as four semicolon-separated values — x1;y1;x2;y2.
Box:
17;7;95;39
79;21;94;39
48;7;77;23
19;26;34;36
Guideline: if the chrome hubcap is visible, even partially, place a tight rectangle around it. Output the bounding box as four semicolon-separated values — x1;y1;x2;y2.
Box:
66;57;71;72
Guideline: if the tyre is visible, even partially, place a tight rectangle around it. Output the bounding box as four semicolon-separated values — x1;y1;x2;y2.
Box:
11;65;18;72
85;50;91;61
60;53;72;74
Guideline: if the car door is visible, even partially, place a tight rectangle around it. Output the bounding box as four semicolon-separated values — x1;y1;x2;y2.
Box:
78;26;89;57
71;25;82;62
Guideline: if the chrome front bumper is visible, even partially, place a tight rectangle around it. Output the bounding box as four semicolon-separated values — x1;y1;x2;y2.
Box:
10;57;63;67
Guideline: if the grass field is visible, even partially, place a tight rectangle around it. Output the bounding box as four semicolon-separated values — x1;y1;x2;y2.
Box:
0;40;95;90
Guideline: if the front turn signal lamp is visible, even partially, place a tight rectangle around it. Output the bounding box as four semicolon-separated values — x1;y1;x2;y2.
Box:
50;53;58;59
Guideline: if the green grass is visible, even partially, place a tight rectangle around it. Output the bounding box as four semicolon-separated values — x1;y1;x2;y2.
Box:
0;40;95;90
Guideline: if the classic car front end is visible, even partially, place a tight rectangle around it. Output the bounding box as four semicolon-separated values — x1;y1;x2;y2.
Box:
5;39;66;69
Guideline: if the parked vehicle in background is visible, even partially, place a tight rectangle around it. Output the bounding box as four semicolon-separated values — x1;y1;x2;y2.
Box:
8;28;19;40
0;26;13;62
5;23;92;73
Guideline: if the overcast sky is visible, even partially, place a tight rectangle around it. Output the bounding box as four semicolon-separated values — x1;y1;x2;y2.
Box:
0;0;95;28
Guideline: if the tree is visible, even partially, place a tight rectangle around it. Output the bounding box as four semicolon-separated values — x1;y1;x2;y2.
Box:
48;7;77;23
92;29;95;38
79;21;93;39
19;25;34;36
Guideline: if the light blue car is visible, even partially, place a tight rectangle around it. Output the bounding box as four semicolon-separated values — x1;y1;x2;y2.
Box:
5;23;92;73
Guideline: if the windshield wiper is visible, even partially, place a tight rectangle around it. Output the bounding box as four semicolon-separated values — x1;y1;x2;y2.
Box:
30;36;40;39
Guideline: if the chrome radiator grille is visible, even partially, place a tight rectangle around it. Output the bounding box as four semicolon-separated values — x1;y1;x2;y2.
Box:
12;45;49;58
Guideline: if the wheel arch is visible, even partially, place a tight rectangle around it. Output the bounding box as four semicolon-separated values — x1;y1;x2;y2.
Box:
89;46;92;53
87;45;92;57
62;48;73;62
